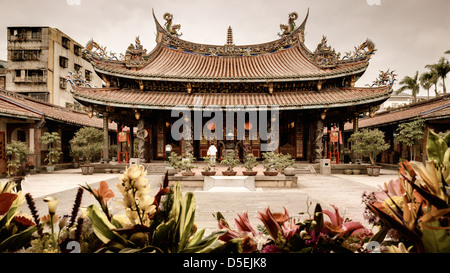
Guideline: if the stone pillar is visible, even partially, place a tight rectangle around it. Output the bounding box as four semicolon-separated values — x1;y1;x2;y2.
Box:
339;121;345;164
129;125;134;158
136;118;146;161
183;116;193;156
314;119;324;163
352;114;359;163
102;114;109;161
33;120;45;169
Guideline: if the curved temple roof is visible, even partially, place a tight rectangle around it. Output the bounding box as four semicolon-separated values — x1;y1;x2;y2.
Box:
71;85;391;110
84;10;376;83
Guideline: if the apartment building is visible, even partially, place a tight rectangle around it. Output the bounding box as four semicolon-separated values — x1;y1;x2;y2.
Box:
0;60;6;89
5;26;102;108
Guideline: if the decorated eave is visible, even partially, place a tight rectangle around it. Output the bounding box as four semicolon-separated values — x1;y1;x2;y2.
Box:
83;9;377;83
71;85;391;111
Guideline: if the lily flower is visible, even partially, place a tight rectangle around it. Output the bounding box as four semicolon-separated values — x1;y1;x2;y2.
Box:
323;204;372;238
92;181;115;205
234;210;258;235
43;196;59;215
257;207;298;240
386;242;413;253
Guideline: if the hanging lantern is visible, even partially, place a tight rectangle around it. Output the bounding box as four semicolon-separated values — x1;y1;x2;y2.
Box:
207;122;215;130
244;121;252;130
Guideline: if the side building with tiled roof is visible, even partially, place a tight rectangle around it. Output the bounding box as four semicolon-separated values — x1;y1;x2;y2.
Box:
0;89;116;175
71;9;394;163
344;94;450;164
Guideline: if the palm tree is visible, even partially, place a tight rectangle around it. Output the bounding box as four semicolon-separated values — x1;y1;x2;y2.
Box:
420;71;437;99
396;71;420;103
425;57;450;94
420;72;433;99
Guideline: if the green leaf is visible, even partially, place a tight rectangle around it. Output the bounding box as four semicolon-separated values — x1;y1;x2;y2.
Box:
178;191;196;251
422;221;450;253
152;218;176;248
427;130;448;164
86;204;134;248
180;230;227;253
0;225;38;252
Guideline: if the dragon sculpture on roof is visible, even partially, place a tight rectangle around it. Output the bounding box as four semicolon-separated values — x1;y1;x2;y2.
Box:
163;12;182;37
278;12;298;37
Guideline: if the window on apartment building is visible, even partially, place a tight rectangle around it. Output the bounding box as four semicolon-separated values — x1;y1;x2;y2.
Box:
15;70;22;79
85;69;92;81
74;44;82;56
14;69;45;82
62;37;70;49
9;28;28;41
60;77;67;89
74;63;82;72
59;56;68;68
28;92;49;102
10;50;40;61
26;70;44;82
0;76;5;89
31;28;42;40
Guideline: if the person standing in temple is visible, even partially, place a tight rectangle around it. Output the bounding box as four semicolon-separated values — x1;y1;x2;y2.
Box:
165;143;172;162
207;143;218;166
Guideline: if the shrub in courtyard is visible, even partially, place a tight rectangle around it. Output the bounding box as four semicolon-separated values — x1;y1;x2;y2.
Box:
394;118;425;161
69;127;104;164
5;140;32;178
39;132;62;169
348;128;390;165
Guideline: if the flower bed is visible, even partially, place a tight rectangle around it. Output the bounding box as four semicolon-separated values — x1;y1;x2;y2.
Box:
0;131;448;253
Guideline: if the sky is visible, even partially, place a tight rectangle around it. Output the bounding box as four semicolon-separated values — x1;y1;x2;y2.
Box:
1;0;449;95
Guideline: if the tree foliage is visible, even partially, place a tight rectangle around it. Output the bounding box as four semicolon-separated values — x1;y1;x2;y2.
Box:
394;118;425;160
69;127;104;164
348;128;390;166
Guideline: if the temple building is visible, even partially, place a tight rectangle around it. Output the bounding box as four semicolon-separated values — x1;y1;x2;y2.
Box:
71;10;394;163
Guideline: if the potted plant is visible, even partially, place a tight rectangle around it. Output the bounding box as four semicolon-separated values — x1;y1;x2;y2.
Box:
348;128;390;177
6;140;32;190
201;155;217;176
180;153;197;176
166;151;182;176
262;151;280;176
70;127;104;175
39;132;62;173
220;152;239;176
242;153;258;176
279;153;296;176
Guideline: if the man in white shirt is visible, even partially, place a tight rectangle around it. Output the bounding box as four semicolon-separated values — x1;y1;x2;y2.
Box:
207;144;218;166
165;144;172;162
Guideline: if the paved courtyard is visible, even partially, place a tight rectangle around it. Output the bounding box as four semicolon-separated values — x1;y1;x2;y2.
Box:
1;166;400;234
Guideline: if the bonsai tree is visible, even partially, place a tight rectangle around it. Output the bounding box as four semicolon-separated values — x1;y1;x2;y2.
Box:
277;153;295;172
348;128;390;166
262;151;279;172
394;118;425;161
201;155;217;175
220;152;240;173
168;151;182;169
39;132;62;167
6;140;32;178
179;153;197;173
243;153;258;172
202;155;215;171
69;127;104;164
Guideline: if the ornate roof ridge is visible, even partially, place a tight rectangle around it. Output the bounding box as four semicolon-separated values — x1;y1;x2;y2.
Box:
152;9;309;57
